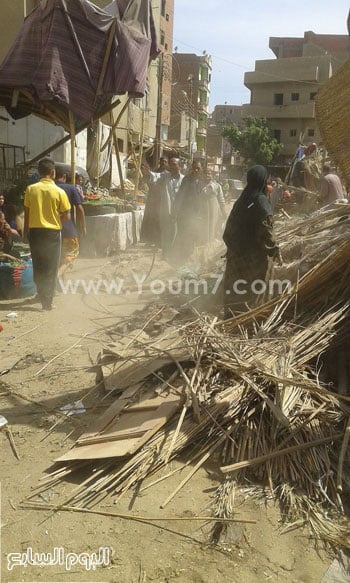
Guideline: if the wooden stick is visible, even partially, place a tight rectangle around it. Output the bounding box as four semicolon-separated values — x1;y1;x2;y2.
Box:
221;432;344;474
111;122;125;199
140;439;217;493
0;384;54;413
95;19;117;102
10;325;41;342
20;502;255;523
61;0;93;87
101;97;131;152
161;436;225;509
280;207;292;220
35;333;88;376
134;107;145;193
164;404;188;464
5;426;20;460
26;99;121;166
68;110;76;184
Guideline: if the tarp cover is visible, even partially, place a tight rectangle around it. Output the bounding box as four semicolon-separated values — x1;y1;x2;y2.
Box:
0;0;159;130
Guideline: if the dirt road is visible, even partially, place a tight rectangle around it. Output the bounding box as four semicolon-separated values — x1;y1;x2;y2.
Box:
0;246;332;582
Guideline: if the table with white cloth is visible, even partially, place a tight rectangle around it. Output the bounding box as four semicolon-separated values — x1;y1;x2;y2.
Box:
79;210;144;257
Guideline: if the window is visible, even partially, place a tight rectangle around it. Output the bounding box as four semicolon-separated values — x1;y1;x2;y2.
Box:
310;92;317;100
274;93;284;105
273;129;281;142
291;92;299;101
161;0;166;16
166;13;169;21
308;128;315;137
160;30;165;45
290;129;297;137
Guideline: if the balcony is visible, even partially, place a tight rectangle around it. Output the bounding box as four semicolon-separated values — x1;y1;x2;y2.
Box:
197;102;209;114
242;102;316;119
244;56;332;88
198;77;209;89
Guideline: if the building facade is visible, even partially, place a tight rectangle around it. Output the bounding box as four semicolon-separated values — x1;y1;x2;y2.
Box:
207;105;243;166
169;52;212;158
242;32;350;160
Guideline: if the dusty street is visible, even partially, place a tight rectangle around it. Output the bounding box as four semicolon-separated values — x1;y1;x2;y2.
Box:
0;245;334;583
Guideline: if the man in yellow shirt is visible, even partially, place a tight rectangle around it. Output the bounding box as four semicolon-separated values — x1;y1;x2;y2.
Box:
24;158;71;310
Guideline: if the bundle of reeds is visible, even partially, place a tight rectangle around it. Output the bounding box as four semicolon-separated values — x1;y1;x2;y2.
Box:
25;307;350;548
23;219;350;549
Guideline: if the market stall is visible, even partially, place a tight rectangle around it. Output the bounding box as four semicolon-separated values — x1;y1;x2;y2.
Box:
79;186;144;257
79;209;144;257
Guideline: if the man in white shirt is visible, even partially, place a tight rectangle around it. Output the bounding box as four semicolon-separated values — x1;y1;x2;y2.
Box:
158;157;184;258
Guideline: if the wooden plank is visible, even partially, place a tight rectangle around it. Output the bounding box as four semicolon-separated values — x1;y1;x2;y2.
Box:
127;398;183;455
77;383;142;442
56;437;141;461
56;393;183;461
77;393;181;446
101;351;190;392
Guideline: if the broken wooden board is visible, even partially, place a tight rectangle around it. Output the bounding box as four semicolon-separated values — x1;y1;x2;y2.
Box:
56;387;184;462
98;327;191;392
101;352;190;392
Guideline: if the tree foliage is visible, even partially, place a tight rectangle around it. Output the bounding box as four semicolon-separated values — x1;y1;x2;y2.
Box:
222;116;282;166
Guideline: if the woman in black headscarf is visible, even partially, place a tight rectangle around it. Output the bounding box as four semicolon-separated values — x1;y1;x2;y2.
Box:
222;165;280;317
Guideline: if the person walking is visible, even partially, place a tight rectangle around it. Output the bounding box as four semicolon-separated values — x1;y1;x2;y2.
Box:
140;159;162;247
158;157;184;258
23;157;71;310
55;166;87;281
172;160;205;263
222;165;280;317
201;169;226;243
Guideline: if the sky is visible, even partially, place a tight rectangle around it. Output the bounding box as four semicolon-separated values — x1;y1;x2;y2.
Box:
173;0;350;111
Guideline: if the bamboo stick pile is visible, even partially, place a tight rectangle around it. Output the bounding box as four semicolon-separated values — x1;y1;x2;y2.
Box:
24;241;350;549
22;210;350;549
275;203;350;281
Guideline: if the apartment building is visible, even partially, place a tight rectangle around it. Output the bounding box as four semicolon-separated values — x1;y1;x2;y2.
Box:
169;52;212;157
242;31;350;160
207;105;243;165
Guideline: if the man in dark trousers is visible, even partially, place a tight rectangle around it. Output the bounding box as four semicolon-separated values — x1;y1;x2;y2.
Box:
23;158;71;310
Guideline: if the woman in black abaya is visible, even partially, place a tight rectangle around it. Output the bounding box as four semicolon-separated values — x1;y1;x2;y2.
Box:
222;165;280;317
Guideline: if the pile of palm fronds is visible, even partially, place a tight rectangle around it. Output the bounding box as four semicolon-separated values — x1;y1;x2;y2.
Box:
23;238;350;549
275;203;350;281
